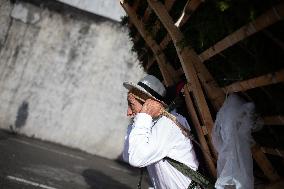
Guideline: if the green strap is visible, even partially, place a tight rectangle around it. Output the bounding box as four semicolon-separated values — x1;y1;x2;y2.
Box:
165;157;215;189
137;169;143;189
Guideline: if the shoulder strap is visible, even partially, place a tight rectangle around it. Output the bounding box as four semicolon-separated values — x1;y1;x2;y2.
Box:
164;157;215;189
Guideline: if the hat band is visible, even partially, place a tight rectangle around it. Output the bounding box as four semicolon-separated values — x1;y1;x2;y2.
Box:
137;82;164;102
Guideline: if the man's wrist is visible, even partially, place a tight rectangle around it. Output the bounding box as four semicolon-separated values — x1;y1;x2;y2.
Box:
133;113;153;128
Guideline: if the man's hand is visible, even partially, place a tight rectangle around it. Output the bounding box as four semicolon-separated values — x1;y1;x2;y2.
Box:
140;99;164;118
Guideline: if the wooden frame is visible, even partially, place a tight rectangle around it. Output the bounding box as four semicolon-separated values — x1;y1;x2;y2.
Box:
120;0;283;183
223;69;284;93
199;2;284;62
263;115;284;125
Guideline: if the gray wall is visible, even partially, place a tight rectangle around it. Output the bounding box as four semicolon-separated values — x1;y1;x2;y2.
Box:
58;0;125;21
0;0;144;159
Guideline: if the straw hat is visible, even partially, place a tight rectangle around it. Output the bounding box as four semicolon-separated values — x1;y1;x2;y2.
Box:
123;75;167;106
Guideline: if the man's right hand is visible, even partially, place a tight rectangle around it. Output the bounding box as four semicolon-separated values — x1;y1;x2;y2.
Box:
140;99;164;118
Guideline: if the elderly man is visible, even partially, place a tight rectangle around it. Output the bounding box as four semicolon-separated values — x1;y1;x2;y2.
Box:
122;75;201;189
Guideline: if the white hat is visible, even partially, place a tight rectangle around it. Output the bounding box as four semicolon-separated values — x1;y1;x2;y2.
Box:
123;75;166;105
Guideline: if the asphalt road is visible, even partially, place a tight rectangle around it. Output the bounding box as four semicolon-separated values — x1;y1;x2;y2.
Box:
0;130;150;189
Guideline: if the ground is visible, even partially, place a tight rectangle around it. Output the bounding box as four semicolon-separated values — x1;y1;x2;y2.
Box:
0;130;150;189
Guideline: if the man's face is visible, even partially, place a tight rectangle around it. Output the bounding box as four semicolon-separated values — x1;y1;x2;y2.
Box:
127;93;143;117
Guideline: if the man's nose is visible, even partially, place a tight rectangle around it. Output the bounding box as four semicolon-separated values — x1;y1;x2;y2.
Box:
127;106;133;116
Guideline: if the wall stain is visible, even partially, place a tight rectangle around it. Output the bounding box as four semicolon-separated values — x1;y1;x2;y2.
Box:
79;25;90;35
15;101;29;128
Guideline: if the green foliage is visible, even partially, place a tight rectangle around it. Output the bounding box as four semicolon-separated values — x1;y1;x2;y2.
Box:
128;26;137;39
216;0;230;12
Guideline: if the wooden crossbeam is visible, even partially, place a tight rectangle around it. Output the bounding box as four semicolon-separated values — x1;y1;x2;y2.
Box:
223;69;284;93
184;84;217;177
261;147;284;158
121;0;178;86
263;115;284;125
199;2;284;62
146;0;203;70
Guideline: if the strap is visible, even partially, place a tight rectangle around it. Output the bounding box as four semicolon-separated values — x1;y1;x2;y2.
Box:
164;157;215;189
137;169;143;189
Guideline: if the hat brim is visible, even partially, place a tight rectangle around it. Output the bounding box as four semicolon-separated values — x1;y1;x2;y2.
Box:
123;82;167;106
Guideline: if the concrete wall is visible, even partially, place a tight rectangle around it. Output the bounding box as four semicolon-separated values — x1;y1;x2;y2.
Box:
58;0;125;21
0;0;144;159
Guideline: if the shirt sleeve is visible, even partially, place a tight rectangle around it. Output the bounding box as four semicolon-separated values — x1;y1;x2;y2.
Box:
123;113;179;167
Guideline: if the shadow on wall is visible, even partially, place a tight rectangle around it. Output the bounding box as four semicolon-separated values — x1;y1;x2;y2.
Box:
82;169;132;189
15;101;29;128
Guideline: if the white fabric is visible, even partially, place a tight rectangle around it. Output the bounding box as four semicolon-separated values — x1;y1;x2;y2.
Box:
123;112;199;189
212;94;256;189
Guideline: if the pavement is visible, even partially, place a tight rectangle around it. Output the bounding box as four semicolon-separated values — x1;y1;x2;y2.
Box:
0;129;150;189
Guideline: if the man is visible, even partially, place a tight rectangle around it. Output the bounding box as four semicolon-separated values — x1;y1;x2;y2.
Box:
123;75;199;189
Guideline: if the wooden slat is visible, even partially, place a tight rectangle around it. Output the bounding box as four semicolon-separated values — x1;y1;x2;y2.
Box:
147;0;218;162
261;147;284;158
121;0;178;86
263;115;284;125
127;0;141;28
141;0;177;64
146;0;203;70
223;69;284;93
134;0;176;46
143;6;152;22
252;144;280;181
184;84;216;177
199;2;284;62
164;0;176;11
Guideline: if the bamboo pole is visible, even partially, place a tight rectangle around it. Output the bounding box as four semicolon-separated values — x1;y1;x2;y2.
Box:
252;144;280;181
263;115;284;125
223;69;284;93
184;84;217;177
120;1;178;86
147;0;218;158
199;2;284;62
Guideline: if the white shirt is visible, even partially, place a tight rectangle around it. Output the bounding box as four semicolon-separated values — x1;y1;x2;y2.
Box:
123;112;199;189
